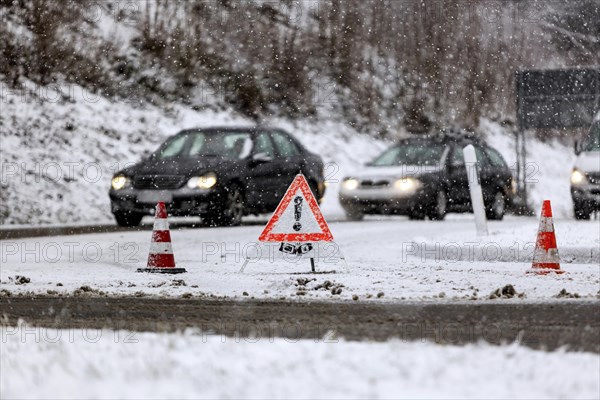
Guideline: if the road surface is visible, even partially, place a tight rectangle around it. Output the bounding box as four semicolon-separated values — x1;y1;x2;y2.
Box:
1;296;598;352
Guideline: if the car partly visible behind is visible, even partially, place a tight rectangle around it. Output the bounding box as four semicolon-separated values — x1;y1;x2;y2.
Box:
571;119;600;219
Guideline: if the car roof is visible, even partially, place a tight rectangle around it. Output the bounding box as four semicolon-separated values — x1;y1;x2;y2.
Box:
397;131;485;147
176;126;283;135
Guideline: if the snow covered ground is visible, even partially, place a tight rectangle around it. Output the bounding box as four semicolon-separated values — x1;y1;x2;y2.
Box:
1;216;598;301
1;326;598;399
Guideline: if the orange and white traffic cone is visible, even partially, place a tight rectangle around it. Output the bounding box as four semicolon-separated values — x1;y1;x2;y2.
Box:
137;202;186;274
528;200;564;275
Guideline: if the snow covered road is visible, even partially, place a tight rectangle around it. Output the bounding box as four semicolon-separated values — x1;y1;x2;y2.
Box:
1;216;598;301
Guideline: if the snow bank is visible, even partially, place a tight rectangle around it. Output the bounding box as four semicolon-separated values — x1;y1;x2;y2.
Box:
2;327;598;399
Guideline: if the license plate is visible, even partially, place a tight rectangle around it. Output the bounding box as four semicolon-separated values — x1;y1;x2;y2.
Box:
137;190;173;204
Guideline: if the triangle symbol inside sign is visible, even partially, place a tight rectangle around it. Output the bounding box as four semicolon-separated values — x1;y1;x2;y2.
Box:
259;174;333;242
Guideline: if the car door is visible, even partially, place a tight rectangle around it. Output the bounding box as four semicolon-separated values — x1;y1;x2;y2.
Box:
474;145;495;202
446;145;470;207
244;131;280;210
485;146;512;194
271;130;304;198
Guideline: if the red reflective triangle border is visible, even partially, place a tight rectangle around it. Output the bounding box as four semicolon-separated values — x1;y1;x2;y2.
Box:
259;174;333;242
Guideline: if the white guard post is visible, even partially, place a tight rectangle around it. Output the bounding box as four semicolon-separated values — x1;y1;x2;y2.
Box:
463;145;489;236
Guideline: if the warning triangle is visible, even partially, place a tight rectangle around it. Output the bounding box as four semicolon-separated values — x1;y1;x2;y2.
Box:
259;174;333;242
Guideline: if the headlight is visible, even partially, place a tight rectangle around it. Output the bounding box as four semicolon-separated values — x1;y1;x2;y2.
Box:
394;177;420;192
342;178;359;191
111;176;129;190
570;169;587;185
187;172;217;189
511;179;517;194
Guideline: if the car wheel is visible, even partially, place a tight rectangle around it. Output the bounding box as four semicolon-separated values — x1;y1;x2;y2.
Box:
113;211;143;227
345;208;365;221
211;184;245;227
486;191;506;220
574;202;591;220
427;190;447;221
308;179;320;199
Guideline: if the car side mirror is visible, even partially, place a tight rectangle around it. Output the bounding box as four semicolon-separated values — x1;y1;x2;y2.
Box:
249;152;272;166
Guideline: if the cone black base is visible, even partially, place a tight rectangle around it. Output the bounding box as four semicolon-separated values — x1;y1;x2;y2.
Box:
136;268;187;274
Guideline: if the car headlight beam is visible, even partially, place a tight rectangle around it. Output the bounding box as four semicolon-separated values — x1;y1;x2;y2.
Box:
111;176;128;190
394;177;420;192
570;169;587;185
342;178;359;191
188;173;218;189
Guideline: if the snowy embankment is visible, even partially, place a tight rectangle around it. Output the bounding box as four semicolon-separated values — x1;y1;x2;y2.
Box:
1;81;582;225
1;326;599;399
0;84;385;225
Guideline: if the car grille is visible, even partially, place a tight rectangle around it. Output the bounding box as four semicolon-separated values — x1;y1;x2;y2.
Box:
360;179;390;188
133;175;186;190
586;172;600;185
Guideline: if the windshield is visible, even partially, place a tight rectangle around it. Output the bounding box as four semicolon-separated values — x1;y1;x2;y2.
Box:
156;131;252;159
582;122;600;152
371;144;446;166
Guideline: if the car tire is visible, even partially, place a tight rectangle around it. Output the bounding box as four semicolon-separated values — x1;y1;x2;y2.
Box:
574;202;591;220
207;184;245;227
308;179;319;198
486;191;506;220
114;211;143;227
427;190;447;221
345;208;365;221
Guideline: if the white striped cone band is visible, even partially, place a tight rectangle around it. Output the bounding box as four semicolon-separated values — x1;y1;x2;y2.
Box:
537;217;554;233
153;218;169;231
149;241;174;255
533;247;560;263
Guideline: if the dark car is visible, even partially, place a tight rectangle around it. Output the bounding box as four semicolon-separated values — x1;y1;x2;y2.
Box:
109;127;326;226
571;119;600;219
339;133;514;221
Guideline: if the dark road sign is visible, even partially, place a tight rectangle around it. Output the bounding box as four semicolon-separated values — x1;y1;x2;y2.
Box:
516;68;599;130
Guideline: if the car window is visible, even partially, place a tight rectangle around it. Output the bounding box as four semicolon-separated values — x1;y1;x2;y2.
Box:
190;132;252;158
449;146;465;166
222;133;253;159
372;144;445;166
449;145;490;168
474;147;491;168
272;132;301;157
157;131;252;159
485;147;507;169
188;133;207;156
254;132;276;157
582;121;600;151
158;134;189;158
